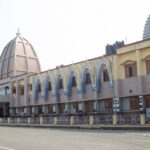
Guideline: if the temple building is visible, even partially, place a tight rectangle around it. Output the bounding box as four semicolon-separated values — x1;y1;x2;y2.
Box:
0;15;150;125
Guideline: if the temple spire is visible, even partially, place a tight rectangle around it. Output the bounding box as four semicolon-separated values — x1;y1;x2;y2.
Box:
16;28;21;36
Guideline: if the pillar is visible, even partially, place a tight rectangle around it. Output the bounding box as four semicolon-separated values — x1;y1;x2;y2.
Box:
16;81;19;106
9;82;13;109
24;77;29;105
113;114;117;125
70;116;74;125
17;117;20;124
54;116;57;125
89;116;94;125
28;117;31;124
112;55;119;98
140;114;145;125
40;116;43;125
8;117;10;124
136;50;143;93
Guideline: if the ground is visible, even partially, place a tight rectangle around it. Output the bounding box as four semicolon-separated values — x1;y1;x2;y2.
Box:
0;127;150;150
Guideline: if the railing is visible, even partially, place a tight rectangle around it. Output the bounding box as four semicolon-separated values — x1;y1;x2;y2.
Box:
10;117;17;124
74;115;89;124
1;118;8;123
43;116;54;124
57;116;70;125
19;117;28;124
1;114;150;125
31;117;40;124
117;114;140;125
146;116;150;124
94;115;113;124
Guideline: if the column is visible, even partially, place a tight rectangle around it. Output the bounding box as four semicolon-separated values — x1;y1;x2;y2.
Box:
17;117;20;124
54;116;57;125
112;55;119;98
89;116;94;125
9;82;13;108
40;116;43;124
140;114;145;125
16;81;19;106
113;115;117;125
136;50;143;94
28;117;31;124
70;116;74;125
24;77;29;105
8;117;10;124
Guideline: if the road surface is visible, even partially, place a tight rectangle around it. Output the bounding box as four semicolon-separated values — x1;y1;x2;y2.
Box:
0;127;150;150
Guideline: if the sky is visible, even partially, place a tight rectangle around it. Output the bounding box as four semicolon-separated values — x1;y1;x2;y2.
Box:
0;0;150;71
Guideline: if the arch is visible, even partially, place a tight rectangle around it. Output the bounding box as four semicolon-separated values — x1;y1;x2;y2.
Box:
33;78;40;100
67;70;77;96
96;59;113;93
80;64;94;94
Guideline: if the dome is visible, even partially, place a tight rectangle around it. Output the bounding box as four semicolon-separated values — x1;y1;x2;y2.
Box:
143;14;150;39
0;31;41;79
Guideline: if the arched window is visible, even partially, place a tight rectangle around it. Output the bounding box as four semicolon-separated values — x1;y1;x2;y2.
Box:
72;76;77;87
12;87;16;95
85;72;91;84
38;83;41;93
96;60;113;93
59;79;63;89
48;81;52;91
103;69;109;82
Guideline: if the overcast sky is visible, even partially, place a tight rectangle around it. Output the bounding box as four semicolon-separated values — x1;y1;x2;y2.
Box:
0;0;149;71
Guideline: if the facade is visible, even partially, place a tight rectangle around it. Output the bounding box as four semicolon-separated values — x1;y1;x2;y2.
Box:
0;16;150;125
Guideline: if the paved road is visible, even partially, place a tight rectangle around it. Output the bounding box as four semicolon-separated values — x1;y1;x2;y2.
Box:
0;127;150;150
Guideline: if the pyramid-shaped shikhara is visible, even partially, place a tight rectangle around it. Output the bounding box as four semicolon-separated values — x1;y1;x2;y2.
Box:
143;14;150;40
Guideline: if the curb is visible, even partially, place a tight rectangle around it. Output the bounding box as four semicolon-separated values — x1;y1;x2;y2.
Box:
0;124;150;131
